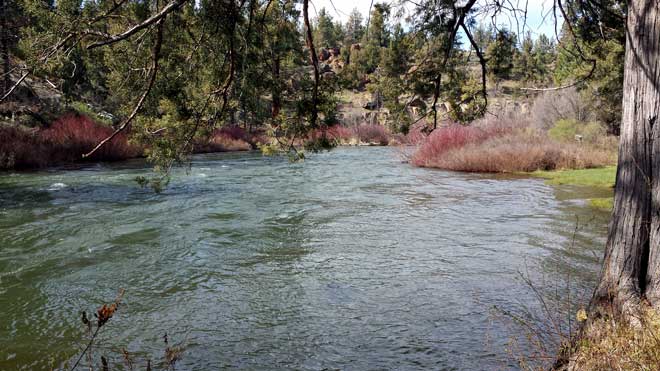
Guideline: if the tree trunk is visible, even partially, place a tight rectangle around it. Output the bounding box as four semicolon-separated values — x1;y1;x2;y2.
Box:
0;0;11;96
302;0;319;127
271;52;281;119
592;0;660;313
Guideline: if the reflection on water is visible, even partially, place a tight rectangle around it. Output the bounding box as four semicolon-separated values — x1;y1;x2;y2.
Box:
0;147;608;370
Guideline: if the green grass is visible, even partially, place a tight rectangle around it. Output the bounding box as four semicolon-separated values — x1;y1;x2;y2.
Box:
588;197;614;210
530;166;616;211
531;166;616;188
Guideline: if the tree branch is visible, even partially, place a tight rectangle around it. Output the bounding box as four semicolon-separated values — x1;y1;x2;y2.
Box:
86;0;186;49
83;19;165;158
0;70;29;104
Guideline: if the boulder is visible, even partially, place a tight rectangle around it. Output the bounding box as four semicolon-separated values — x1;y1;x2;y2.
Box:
318;48;330;62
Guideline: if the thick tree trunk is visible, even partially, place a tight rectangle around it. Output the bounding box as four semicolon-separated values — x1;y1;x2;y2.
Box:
592;0;660;313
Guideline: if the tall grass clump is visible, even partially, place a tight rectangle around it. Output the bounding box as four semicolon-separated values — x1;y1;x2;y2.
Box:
565;306;660;370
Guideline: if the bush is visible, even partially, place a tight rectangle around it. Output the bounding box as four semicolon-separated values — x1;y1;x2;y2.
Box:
548;119;608;144
0;125;47;169
411;118;616;172
195;129;252;153
548;119;580;142
411;123;511;167
422;133;614;172
41;114;141;162
353;123;390;145
0;114;141;169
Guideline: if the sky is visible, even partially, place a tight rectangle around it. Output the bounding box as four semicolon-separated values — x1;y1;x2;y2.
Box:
310;0;562;40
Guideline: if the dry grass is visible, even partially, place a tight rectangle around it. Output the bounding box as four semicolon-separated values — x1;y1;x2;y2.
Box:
419;133;615;172
566;306;660;370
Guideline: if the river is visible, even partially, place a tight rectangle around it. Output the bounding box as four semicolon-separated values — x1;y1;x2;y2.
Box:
0;147;610;370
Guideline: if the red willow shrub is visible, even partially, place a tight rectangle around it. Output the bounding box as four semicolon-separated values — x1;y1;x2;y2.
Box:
1;114;141;169
410;121;615;172
0;125;48;168
353;123;390;145
196;129;252;153
41;114;141;162
411;124;511;167
307;124;391;145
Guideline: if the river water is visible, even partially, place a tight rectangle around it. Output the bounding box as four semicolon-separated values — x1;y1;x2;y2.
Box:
0;147;610;370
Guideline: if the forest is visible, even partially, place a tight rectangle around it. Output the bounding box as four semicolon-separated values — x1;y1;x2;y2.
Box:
1;0;660;369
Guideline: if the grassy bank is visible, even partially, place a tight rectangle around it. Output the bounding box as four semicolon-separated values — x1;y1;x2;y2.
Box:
531;166;616;210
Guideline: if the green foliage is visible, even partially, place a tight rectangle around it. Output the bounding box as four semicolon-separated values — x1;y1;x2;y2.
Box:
68;101;113;126
486;29;517;86
549;119;581;141
313;8;340;48
553;4;625;135
549;119;607;143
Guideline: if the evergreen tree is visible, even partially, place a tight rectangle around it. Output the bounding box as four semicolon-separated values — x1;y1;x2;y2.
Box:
344;8;364;46
486;29;517;89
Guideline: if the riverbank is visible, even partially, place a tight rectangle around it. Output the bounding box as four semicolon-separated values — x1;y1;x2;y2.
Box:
0;115;264;170
0;113;401;171
531;166;616;210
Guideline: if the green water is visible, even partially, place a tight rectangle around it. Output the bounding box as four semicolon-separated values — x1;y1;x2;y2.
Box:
0;147;609;370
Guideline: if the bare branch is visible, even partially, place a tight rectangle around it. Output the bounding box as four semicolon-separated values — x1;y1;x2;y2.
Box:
0;71;29;104
86;0;186;49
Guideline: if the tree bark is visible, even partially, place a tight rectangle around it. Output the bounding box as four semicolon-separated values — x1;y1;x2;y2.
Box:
271;51;280;119
302;0;319;127
592;0;660;314
0;0;10;96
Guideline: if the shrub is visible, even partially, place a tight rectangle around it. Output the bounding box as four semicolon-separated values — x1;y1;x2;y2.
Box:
0;125;48;169
411;117;616;172
0;114;141;169
424;133;615;172
41;114;141;162
352;123;390;145
581;122;607;143
410;123;511;167
215;125;248;141
548;119;609;144
195;129;252;152
548;119;580;142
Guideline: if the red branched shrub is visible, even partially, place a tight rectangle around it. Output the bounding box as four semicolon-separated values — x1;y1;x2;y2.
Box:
326;125;354;141
1;114;141;169
411;123;511;167
41;114;141;162
411;121;615;173
425;134;615;172
353;123;390;145
196;130;252;153
215;125;249;141
0;125;48;169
